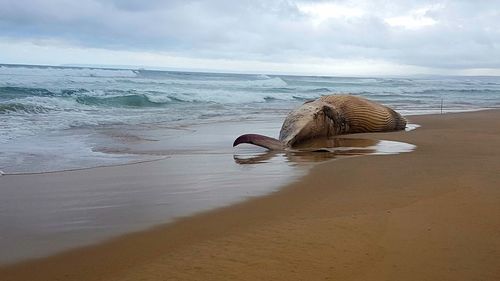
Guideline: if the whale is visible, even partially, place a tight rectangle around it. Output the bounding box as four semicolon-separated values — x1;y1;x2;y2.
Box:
233;95;407;150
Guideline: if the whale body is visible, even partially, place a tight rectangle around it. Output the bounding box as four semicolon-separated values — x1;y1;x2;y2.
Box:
233;95;407;150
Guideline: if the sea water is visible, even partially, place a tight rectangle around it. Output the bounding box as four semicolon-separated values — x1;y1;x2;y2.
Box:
1;64;499;173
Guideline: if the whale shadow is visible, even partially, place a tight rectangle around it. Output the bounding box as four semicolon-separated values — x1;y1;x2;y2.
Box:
233;137;415;165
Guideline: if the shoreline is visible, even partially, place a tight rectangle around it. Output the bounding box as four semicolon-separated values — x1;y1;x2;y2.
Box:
1;106;495;175
1;109;500;280
0;117;307;264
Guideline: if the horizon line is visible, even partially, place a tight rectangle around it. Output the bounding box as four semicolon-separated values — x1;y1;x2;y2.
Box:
2;62;500;79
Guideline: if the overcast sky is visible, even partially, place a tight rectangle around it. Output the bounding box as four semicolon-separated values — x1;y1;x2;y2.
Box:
1;0;500;76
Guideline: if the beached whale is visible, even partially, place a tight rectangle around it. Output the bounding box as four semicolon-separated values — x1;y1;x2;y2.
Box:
233;95;407;150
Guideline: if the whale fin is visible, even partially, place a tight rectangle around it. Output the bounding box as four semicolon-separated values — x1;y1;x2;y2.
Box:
233;134;285;150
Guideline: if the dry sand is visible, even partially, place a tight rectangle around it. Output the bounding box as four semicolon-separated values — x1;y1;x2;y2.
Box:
1;110;500;281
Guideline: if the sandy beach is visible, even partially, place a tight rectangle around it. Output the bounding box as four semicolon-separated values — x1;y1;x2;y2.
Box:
1;109;500;281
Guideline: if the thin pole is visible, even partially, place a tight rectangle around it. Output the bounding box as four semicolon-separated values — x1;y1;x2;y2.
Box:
440;98;443;114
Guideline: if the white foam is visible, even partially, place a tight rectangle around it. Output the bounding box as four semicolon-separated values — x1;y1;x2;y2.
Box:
144;94;174;103
405;123;421;131
0;132;146;174
128;76;288;88
371;140;416;155
242;77;288;87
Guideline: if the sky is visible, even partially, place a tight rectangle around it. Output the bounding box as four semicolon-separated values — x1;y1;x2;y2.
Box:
1;0;500;76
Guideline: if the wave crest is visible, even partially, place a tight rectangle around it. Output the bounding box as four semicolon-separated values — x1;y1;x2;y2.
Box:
0;103;52;114
75;94;170;107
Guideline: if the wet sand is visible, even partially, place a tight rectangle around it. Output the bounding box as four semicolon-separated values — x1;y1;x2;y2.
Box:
1;110;500;281
0;119;413;264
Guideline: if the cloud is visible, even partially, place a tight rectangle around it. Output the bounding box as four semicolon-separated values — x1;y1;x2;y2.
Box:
384;4;441;29
1;0;500;75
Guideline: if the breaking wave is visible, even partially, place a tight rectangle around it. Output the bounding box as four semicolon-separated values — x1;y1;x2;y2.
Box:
75;94;175;107
1;64;500;145
0;103;52;114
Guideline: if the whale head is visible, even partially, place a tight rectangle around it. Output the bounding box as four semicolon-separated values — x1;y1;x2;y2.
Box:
279;100;342;147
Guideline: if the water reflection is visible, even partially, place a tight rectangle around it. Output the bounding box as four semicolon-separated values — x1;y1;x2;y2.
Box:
234;137;415;165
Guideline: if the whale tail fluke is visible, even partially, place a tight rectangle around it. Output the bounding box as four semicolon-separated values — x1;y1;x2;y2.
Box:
233;134;285;150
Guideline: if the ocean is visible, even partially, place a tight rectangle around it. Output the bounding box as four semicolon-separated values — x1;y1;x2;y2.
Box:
1;64;499;174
